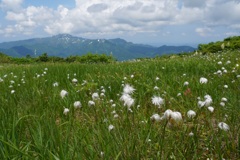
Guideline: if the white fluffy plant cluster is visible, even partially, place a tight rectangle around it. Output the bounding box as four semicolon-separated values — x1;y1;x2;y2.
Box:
120;84;135;109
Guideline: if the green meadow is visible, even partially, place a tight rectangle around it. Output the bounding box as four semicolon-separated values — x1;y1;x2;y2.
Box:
0;50;240;159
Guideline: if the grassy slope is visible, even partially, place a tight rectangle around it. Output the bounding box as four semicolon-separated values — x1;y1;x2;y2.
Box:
0;50;239;159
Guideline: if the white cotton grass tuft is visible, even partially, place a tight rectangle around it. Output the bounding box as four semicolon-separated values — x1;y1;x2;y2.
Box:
183;81;189;86
60;90;68;98
200;77;208;84
198;95;213;108
63;108;70;115
108;124;114;132
204;95;213;107
72;78;78;84
207;106;214;113
150;114;162;122
151;96;164;108
161;109;183;125
218;122;230;131
11;90;15;94
53;82;59;87
187;110;196;118
162;109;173;120
123;84;135;94
88;100;95;107
123;95;135;108
221;97;228;102
220;102;225;107
170;111;182;122
189;132;194;136
198;100;205;108
74;101;82;109
92;92;99;100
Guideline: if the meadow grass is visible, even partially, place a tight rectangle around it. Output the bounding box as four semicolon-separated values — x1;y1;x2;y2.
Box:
0;50;240;159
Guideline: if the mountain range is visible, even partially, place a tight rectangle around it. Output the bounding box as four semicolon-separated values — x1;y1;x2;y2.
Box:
0;34;195;60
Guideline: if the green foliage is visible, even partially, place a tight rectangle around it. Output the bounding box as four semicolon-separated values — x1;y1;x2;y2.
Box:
198;36;240;54
0;50;239;159
37;53;49;62
0;52;11;63
76;53;116;63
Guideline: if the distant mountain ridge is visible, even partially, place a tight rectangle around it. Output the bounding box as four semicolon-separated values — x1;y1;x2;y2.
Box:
0;34;195;60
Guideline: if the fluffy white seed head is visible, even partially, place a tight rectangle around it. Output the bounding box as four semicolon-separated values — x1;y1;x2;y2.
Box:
218;122;230;131
74;101;82;109
60;90;68;98
187;110;196;118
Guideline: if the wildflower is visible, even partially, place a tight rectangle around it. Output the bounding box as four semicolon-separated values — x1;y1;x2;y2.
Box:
60;90;68;98
198;100;205;108
154;86;159;90
123;84;135;94
204;95;213;107
156;77;160;81
124;96;135;108
72;78;78;83
113;114;119;119
221;97;227;102
218;122;230;131
217;61;222;65
151;96;164;107
74;101;82;109
100;151;104;158
170;111;182;122
100;93;105;97
88;100;95;107
101;88;105;93
187;110;196;118
92;92;99;100
183;81;189;86
189;132;194;136
53;82;59;87
63;108;70;115
11;90;15;94
220;102;225;107
162;109;173;120
177;93;181;97
108;124;114;132
150;114;161;122
200;77;208;84
207;106;214;113
111;104;116;108
223;85;228;88
130;74;134;78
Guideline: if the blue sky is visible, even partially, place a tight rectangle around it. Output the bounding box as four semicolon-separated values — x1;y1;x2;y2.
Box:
0;0;240;47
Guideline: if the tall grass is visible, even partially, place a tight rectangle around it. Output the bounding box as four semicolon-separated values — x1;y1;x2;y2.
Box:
0;51;239;159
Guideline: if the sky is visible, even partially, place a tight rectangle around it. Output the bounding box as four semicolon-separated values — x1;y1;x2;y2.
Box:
0;0;240;47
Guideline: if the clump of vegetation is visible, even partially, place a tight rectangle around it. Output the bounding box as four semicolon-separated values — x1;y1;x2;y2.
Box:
198;36;240;54
0;37;240;159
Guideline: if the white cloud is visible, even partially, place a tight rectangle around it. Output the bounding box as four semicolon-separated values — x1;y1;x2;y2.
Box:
0;0;23;11
0;0;240;42
195;27;213;37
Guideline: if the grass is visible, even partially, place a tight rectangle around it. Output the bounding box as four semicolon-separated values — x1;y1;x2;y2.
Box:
0;50;240;159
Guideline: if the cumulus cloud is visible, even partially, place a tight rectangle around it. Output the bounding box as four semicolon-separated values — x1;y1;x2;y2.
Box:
182;0;207;8
0;0;23;11
195;27;213;37
0;0;240;40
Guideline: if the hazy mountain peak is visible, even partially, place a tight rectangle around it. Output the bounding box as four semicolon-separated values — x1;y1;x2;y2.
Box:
0;34;195;60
